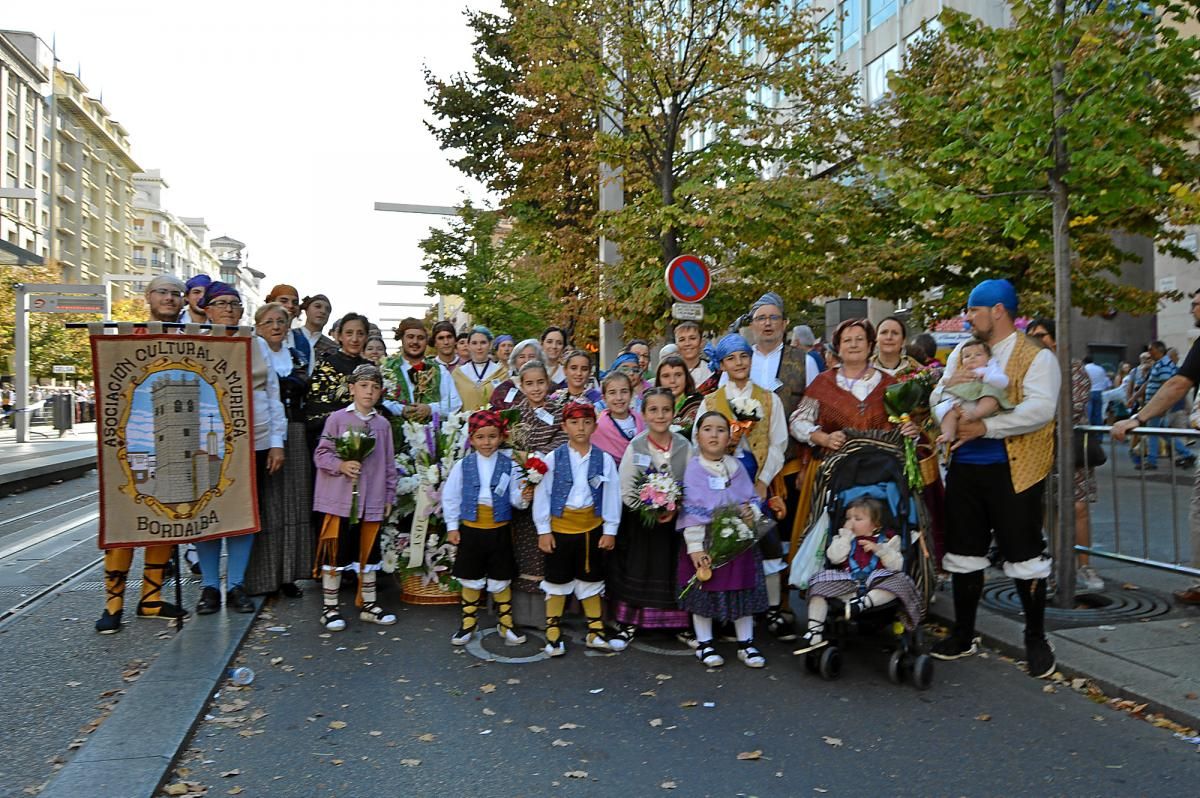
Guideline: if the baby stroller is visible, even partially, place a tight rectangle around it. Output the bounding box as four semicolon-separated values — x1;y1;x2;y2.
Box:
789;430;935;689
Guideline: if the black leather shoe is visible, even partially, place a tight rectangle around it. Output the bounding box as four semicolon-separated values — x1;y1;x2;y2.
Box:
227;586;255;614
196;586;222;615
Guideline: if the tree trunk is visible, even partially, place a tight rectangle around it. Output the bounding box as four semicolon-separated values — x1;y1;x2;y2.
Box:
1050;0;1077;609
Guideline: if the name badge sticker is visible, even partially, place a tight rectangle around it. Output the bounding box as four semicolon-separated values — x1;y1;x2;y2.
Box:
588;474;607;490
633;453;651;468
535;408;554;425
505;387;518;403
495;473;511;495
708;476;728;490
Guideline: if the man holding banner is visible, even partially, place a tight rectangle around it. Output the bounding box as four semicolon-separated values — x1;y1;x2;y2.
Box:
95;275;192;634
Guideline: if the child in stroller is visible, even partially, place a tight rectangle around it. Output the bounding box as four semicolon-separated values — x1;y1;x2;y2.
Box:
793;496;921;653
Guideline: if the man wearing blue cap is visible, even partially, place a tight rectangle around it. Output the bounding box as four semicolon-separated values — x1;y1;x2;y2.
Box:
929;278;1060;678
181;274;211;324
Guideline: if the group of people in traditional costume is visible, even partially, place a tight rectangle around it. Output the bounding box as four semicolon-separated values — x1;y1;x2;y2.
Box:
97;274;1064;681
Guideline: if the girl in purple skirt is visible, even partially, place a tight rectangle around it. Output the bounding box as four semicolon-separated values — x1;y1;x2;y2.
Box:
677;412;769;669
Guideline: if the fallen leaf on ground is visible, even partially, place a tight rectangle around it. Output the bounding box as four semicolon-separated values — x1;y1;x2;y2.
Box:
822;736;843;747
270;657;283;665
564;770;589;779
528;725;546;733
1043;684;1057;694
163;785;190;796
737;750;763;760
649;718;663;727
552;738;573;747
559;722;581;730
480;683;497;693
482;708;496;716
227;788;244;796
1186;693;1198;701
679;700;698;708
65;681;81;688
975;714;991;722
331;759;344;766
418;733;437;742
220;769;240;777
640;690;657;697
328;721;347;730
1121;583;1139;590
655;673;672;681
506;678;521;685
661;781;677;789
400;759;421;767
368;730;383;736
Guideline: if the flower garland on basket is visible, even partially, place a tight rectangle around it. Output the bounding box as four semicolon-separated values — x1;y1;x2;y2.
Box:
379;410;471;596
634;467;681;526
679;502;768;598
324;427;376;524
883;368;939;489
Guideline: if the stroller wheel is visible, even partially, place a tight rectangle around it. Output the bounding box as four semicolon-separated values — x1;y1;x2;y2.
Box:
804;650;821;674
818;646;841;681
912;654;934;691
887;649;905;685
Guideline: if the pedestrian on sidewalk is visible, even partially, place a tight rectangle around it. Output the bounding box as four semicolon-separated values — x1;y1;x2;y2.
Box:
929;279;1060;679
1027;318;1104;593
1113;288;1200;604
1131;341;1194;471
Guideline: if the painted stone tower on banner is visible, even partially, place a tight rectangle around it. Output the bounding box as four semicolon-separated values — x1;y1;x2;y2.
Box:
151;375;202;503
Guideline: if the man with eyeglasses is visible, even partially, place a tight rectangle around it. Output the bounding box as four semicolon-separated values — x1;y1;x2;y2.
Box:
722;292;818;640
180;274;211;324
1113;289;1200;604
145;274;186;323
95;274;194;634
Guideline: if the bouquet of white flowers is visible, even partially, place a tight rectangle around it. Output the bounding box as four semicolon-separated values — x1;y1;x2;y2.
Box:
729;395;764;422
679;502;767;598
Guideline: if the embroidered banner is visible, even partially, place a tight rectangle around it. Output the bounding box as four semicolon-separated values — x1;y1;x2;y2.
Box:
91;333;259;548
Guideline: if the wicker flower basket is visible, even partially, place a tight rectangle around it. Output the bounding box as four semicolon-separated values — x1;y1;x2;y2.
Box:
398;573;460;606
919;452;941;486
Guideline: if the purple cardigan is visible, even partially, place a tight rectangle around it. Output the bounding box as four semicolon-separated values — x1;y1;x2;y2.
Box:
313;408;397;521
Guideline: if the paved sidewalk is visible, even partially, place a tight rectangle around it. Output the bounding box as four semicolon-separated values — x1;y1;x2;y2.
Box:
928;559;1200;731
0;422;97;495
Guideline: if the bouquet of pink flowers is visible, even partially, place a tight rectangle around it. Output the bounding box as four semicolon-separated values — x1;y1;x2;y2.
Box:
635;467;681;526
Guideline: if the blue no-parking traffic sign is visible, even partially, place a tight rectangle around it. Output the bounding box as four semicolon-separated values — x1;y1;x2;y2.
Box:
664;255;711;303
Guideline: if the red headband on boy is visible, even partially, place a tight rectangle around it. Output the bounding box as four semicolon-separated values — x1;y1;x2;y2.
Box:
562;401;596;421
468;409;507;437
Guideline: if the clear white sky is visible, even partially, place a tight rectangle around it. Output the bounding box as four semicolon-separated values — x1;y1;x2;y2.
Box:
8;0;498;329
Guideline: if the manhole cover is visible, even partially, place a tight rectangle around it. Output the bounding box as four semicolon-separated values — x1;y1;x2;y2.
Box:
981;579;1172;629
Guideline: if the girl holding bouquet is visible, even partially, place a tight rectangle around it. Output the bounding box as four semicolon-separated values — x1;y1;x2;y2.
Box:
678;411;769;669
312;364;397;631
608;388;692;646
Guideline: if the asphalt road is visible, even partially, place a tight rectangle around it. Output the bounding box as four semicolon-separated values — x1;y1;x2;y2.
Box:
169;584;1199;798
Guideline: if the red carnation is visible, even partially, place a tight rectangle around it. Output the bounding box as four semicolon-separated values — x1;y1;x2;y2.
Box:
411;360;426;372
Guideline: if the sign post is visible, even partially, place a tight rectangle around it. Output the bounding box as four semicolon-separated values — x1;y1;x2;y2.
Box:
13;283;105;443
665;254;711;321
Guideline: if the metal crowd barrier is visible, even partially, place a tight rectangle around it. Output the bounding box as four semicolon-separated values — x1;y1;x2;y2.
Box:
1065;423;1200;578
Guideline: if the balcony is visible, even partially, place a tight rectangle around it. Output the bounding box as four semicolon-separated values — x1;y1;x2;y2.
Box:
132;256;147;267
81;199;98;218
60;185;78;203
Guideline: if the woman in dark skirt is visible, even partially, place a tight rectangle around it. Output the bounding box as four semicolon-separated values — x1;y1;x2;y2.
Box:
245;302;313;597
505;361;567;600
608;388;692;646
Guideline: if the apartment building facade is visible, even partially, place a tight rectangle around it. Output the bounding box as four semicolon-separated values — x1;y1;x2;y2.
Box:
51;67;141;290
132;169;221;282
0;31;51;264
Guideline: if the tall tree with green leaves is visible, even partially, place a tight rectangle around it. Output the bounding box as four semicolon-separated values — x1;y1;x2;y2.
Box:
514;0;871;336
424;2;601;340
864;2;1200;323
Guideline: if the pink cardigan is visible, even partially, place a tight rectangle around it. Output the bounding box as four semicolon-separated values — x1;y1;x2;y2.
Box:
592;410;645;463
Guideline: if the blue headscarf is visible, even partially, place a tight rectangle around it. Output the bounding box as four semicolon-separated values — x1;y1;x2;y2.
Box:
967;279;1018;316
750;291;785;317
601;351;641;380
470;324;494;341
710;333;752;372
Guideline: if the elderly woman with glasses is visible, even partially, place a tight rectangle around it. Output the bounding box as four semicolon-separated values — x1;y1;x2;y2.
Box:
193;283;286;615
244;301;313;599
488;338;545;410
